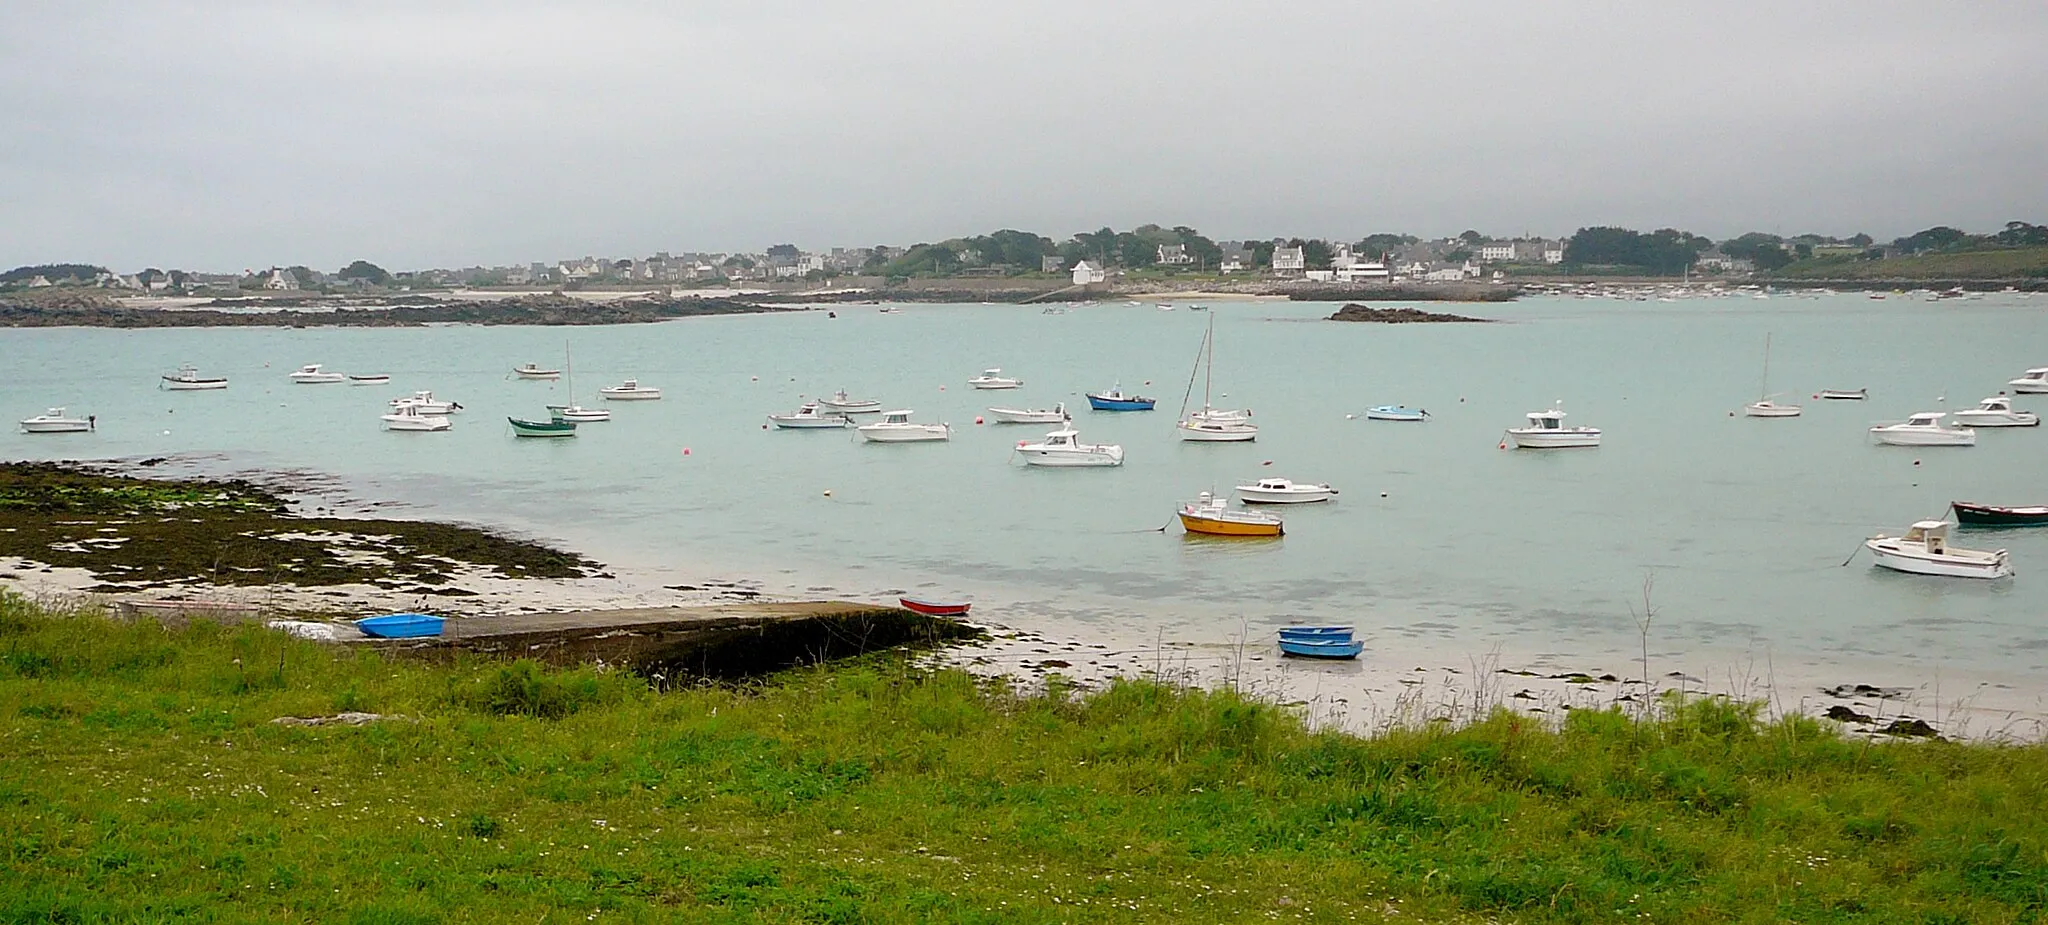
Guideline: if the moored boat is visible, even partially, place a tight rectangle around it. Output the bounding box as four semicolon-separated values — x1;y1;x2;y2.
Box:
1818;388;1868;400
1869;412;1974;446
1504;402;1600;448
348;374;391;386
513;363;561;380
818;391;882;414
381;403;451;431
1952;502;2048;527
1085;383;1156;411
856;410;950;443
288;364;346;384
1279;637;1365;660
509;416;577;438
1364;405;1427;422
550;404;610;422
600;379;662;400
1741;334;1800;417
988;402;1069;424
1280;625;1353;639
2007;368;2048;394
356;613;445;638
1865;521;2012;579
390;391;461;414
161;365;228;390
899;596;972;617
1236;478;1337;504
1014;426;1123;467
19;408;93;434
1178;491;1283;537
1951;395;2039;427
968;368;1023;389
768;402;848;429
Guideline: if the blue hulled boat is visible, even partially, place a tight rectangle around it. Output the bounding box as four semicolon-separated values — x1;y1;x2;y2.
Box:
356;613;446;638
1279;625;1353;639
1086;382;1156;411
1279;637;1365;659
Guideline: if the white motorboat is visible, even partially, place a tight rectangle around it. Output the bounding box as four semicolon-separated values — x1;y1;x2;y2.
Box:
1818;388;1868;400
288;364;345;384
513;363;561;380
968;369;1023;390
856;410;950;443
1235;478;1337;504
20;408;92;433
1013;426;1123;467
987;402;1069;424
1951;395;2040;428
348;374;391;386
768;402;848;429
1504;402;1601;448
390;390;462;415
600;379;662;400
2006;368;2048;394
381;403;451;432
1869;412;1974;446
160;365;227;390
1741;334;1800;417
818;391;882;414
1866;521;2011;579
547;403;611;423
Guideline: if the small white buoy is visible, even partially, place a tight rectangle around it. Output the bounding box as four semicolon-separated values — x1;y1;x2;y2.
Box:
1345;413;1356;420
750;375;758;381
823;489;832;497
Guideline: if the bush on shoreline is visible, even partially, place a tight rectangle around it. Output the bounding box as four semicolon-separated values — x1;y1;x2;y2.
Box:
5;592;2048;922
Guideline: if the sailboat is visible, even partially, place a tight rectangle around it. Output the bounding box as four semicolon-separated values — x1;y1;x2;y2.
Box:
549;343;610;423
1176;315;1257;441
1743;333;1801;418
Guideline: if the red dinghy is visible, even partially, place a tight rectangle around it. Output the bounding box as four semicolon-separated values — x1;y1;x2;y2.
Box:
899;596;972;617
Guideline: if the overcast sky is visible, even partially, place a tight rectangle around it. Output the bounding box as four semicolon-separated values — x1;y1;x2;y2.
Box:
5;1;2046;271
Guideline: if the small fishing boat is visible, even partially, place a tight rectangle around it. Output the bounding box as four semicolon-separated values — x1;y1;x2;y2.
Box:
1951;395;2039;427
1504;402;1601;448
2006;368;2048;394
768;402;848;429
818;391;882;414
381;404;451;432
1279;625;1353;639
987;402;1069;424
288;364;346;384
1952;502;2048;527
19;408;92;433
509;416;576;438
513;363;561;380
899;596;972;617
1014;426;1123;467
1279;637;1365;660
1236;478;1337;504
1085;383;1156;411
856;410;950;443
390;391;461;414
348;374;391;386
1741;333;1801;417
1865;521;2012;579
549;404;611;423
160;365;228;390
1178;491;1283;537
1869;412;1974;446
1818;388;1868;400
600;379;662;400
1364;405;1428;422
968;368;1023;390
356;613;445;638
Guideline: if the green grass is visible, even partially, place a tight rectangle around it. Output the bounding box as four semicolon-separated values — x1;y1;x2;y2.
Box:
1771;246;2048;281
6;592;2048;922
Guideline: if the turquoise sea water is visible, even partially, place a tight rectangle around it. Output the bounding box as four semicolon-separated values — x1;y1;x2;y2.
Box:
8;293;2047;680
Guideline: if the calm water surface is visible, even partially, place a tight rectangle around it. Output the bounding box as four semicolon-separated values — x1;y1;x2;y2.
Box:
8;293;2047;679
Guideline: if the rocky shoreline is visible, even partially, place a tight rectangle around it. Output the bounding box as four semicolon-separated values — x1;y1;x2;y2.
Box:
0;292;788;327
1326;302;1495;323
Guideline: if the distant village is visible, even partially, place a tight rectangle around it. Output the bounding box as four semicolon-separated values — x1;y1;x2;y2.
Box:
5;221;2038;294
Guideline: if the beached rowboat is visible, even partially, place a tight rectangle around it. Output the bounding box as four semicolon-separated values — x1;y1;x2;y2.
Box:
899;597;971;617
356;613;445;638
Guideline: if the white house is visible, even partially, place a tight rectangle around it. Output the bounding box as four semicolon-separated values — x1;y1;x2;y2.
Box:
1479;243;1517;262
1156;243;1193;266
1337;262;1391;282
263;268;298;290
1219;250;1249;274
1543;242;1565;264
1071;260;1107;286
1271;246;1306;274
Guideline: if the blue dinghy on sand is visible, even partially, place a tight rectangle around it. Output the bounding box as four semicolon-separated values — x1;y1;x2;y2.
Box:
1277;625;1363;659
356;613;445;638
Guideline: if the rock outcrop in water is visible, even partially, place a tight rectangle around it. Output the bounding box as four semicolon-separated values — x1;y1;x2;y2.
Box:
1326;303;1493;323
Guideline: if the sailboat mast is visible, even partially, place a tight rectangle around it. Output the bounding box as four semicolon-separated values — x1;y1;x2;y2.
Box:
1203;314;1214;409
1758;333;1771;400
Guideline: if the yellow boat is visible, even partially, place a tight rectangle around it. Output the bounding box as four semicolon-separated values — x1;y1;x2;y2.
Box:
1178;491;1283;537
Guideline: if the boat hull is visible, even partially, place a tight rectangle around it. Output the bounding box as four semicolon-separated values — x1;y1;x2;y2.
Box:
988;409;1067;424
1952;502;2048;526
509;417;576;437
1279;638;1364;659
1178;512;1282;537
555;407;610;422
20;420;91;433
1177;422;1257;442
1237;487;1335;503
1743;402;1802;417
514;368;561;380
1866;539;2012;579
1016;448;1122;467
348;376;391;386
1818;390;1867;400
1279;625;1354;639
382;414;450;432
1869;428;1975;446
161;378;227;391
290;375;345;384
356;613;446;638
1364;407;1426;421
1506;429;1601;448
969;381;1021;390
769;416;847;429
2008;381;2048;394
858;426;950;443
1951;411;2039;427
1085;395;1155;411
899;597;971;617
601;390;661;401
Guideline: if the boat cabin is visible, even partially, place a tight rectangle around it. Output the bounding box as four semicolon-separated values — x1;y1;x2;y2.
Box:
1524;410;1567;430
1901;521;1952;552
1903;412;1948;427
1038;429;1078;447
879;411;913;425
1978;396;2014;412
1253;479;1292;491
